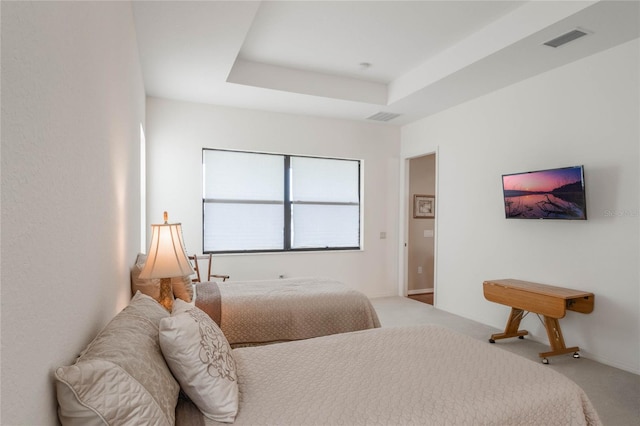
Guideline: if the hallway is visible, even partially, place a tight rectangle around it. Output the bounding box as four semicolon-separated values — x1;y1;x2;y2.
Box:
408;292;433;305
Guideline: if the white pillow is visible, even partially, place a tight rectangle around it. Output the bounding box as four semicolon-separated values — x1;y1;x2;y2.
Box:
159;299;239;423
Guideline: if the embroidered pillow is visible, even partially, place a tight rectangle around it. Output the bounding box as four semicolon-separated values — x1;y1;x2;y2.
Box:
159;299;238;423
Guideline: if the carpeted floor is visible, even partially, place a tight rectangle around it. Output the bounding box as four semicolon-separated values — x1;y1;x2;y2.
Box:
370;296;640;426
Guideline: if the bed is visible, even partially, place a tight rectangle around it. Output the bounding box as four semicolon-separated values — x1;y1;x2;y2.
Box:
194;277;381;347
55;293;601;426
176;324;601;426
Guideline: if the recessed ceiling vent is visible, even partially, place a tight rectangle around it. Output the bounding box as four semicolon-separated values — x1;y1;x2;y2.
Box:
367;111;401;122
543;29;589;48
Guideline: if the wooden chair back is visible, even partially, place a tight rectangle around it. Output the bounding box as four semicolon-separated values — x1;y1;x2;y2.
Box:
188;254;229;282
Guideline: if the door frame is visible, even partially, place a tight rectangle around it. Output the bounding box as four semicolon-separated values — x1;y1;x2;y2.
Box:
398;148;439;305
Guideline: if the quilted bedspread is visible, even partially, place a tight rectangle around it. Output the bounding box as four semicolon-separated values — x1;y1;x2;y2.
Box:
176;325;601;426
195;277;381;346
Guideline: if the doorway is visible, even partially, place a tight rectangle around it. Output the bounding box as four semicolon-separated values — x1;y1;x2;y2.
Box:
406;154;436;305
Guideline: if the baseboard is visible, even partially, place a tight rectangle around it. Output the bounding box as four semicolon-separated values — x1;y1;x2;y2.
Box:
367;291;399;299
519;332;640;374
408;288;434;295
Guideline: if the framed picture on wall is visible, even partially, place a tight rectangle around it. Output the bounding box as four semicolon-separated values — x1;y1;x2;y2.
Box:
413;194;435;219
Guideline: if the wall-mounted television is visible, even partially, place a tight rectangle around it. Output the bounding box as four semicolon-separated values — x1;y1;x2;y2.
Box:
502;165;587;220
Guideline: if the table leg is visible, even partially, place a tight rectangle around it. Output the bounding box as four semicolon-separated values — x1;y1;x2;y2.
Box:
538;316;580;361
489;308;529;343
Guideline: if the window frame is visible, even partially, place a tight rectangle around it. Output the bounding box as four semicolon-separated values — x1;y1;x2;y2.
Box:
202;148;362;254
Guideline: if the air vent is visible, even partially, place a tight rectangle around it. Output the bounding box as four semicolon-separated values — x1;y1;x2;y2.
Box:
367;111;401;122
543;29;589;48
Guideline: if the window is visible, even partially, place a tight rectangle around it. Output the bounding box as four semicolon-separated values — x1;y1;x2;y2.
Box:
203;149;361;253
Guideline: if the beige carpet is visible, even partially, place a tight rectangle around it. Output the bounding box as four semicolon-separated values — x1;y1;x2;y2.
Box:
370;296;640;426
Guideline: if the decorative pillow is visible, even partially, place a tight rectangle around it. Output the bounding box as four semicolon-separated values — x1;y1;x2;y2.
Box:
171;274;194;303
130;254;160;300
131;253;194;302
55;292;180;426
159;298;239;423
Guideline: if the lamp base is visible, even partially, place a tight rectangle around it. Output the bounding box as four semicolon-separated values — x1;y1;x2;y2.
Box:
159;277;174;311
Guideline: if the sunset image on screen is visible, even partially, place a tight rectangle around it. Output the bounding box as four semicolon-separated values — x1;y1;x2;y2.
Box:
503;167;582;193
502;166;586;220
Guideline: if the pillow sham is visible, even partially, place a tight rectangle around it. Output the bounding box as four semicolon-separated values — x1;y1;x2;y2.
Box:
130;255;160;300
171;274;194;303
55;292;180;426
159;299;239;423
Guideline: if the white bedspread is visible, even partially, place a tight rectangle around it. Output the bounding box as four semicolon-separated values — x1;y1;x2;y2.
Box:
176;325;601;425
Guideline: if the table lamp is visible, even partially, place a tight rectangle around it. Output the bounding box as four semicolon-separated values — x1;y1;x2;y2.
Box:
139;211;194;311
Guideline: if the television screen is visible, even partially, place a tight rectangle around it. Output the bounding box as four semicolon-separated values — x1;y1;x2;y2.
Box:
502;166;587;220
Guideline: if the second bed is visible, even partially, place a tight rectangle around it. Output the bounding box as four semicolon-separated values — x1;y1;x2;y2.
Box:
194;277;381;347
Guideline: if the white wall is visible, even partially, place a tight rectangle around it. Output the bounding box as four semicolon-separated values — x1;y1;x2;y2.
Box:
146;98;400;298
1;2;145;423
401;39;639;373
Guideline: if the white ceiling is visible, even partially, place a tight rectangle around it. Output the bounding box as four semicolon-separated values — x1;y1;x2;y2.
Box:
132;1;639;126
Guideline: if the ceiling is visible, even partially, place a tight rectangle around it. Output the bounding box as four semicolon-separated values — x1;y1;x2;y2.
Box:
132;1;639;126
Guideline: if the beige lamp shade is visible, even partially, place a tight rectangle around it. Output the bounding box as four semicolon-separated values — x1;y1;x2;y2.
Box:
139;220;194;280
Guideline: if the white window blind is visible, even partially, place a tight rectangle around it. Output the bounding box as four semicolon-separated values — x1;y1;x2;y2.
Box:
203;149;360;253
203;150;284;251
290;157;360;248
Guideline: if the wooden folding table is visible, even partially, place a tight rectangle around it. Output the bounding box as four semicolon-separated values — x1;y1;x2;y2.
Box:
483;279;594;364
